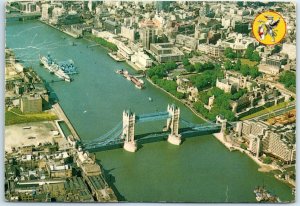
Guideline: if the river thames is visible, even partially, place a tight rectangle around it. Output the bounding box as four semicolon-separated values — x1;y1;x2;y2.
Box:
6;19;294;202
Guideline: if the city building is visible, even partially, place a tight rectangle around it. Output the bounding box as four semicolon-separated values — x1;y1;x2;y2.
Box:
120;26;136;42
20;94;42;114
117;43;133;60
198;44;224;58
216;32;258;52
236;118;296;163
265;53;288;68
141;27;156;50
281;43;296;60
263;130;296;162
131;50;153;69
46;163;72;178
216;78;233;93
103;19;121;34
175;34;198;51
258;64;281;75
216;71;252;94
187;86;199;102
150;43;184;63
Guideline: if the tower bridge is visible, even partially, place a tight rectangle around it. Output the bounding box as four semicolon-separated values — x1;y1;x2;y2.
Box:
6;7;41;20
82;105;228;153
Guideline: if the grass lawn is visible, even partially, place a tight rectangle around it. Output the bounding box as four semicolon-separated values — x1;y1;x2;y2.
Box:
240;58;259;67
5;107;58;125
170;70;186;78
85;35;118;52
240;101;292;120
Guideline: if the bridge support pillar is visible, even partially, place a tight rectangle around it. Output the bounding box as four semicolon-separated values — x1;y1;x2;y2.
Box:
216;115;228;140
122;110;137;152
167;104;182;145
221;120;227;134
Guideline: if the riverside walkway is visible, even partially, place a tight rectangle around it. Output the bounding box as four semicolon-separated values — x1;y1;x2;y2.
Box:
52;103;80;140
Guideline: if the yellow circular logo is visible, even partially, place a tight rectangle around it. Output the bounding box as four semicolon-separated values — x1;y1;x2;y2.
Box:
252;11;286;45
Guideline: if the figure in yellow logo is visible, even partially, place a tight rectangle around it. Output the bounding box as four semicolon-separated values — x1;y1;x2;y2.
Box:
252;11;286;45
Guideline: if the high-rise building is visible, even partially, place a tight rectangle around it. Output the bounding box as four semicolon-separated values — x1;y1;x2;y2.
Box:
141;28;155;50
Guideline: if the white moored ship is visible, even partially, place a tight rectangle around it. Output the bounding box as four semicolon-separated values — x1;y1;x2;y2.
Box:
39;54;72;82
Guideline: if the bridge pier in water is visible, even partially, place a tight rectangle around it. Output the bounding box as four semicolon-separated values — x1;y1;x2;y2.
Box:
122;110;137;152
166;104;182;145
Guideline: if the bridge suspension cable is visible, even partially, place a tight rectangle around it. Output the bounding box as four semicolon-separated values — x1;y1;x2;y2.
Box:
83;121;123;145
85;128;124;149
180;118;216;127
83;111;227;151
136;111;170;123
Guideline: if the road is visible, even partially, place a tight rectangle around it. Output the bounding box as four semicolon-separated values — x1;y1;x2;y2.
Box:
257;77;296;98
252;102;295;121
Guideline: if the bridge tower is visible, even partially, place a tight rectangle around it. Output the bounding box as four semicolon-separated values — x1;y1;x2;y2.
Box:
167;104;182;145
216;115;227;139
122;110;137;152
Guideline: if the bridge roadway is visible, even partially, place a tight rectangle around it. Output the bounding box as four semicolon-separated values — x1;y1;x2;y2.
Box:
6;11;41;19
81;106;228;152
84;124;222;153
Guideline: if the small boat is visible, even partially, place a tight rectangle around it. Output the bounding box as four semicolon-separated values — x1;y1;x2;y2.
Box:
115;69;124;74
149;97;153;102
135;84;142;89
254;186;280;203
126;75;132;81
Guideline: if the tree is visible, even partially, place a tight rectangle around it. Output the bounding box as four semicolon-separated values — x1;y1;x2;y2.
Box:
208;87;224;97
155;79;185;99
189;69;223;90
235;59;242;71
272;45;282;54
198;91;210;105
249;66;260;78
236;52;242;58
203;62;214;70
250;51;261;62
237;2;244;7
185;64;195;72
182;58;190;66
240;143;247;150
224;60;234;70
281;58;288;65
231;89;247;100
279;71;296;88
164;61;177;71
244;44;255;59
194;63;203;72
263;156;273;164
147;62;178;79
240;64;249;76
224;47;236;59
